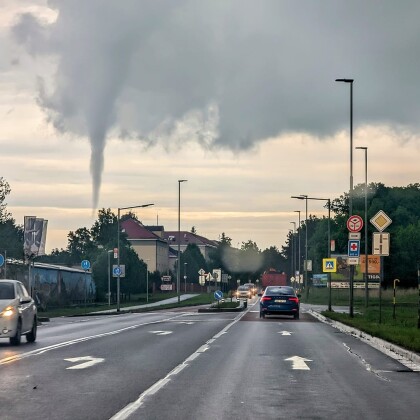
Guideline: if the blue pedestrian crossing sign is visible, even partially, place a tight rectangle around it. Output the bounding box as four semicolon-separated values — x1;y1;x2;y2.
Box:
323;258;337;273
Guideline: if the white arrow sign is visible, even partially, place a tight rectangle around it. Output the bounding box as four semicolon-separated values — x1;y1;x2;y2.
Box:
278;331;292;336
65;356;105;370
149;331;172;336
285;356;312;370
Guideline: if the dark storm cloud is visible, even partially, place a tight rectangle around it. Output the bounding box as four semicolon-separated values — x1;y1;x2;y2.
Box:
11;0;420;206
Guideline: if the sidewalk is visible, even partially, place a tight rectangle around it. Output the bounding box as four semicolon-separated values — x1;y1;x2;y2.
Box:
91;294;200;314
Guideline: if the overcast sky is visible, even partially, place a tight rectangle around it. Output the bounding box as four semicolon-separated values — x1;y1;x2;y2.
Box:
1;0;419;253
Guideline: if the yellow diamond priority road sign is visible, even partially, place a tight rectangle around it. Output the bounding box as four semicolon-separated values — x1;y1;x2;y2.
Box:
370;210;392;232
323;258;337;273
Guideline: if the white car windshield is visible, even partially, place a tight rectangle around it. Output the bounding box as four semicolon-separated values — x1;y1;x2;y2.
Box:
0;282;15;300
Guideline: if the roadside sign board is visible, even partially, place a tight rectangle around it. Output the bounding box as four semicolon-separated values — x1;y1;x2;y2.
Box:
360;255;380;273
213;269;222;283
198;268;205;276
214;290;223;301
161;284;173;291
113;248;118;259
348;240;360;257
81;260;91;271
348;232;361;240
370;210;392;232
161;275;171;282
322;258;337;273
0;254;4;267
373;232;390;256
112;264;126;278
348;257;360;265
199;275;206;286
347;215;364;232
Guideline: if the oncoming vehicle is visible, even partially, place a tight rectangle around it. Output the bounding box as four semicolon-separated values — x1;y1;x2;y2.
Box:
0;280;37;345
236;285;252;300
259;286;300;319
244;283;257;296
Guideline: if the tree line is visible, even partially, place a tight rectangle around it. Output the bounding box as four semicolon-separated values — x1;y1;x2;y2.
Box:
0;177;418;301
282;182;420;288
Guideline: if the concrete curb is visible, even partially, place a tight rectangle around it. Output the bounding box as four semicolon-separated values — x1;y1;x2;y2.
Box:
308;309;420;372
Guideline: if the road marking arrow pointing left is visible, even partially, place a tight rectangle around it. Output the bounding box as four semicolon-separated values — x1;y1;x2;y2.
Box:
65;356;105;370
285;356;312;370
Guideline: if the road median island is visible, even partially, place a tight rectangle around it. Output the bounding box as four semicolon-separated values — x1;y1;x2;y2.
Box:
198;300;245;313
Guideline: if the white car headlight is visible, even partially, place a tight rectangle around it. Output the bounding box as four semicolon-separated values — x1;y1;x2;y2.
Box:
1;306;15;317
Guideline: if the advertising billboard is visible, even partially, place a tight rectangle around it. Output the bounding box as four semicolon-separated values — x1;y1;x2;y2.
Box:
24;216;48;258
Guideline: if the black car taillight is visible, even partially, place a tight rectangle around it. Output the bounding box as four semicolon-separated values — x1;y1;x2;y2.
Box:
261;296;272;302
288;297;299;303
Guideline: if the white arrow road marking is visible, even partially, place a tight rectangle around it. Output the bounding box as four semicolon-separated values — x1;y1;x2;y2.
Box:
177;321;195;325
285;356;312;370
278;331;292;336
149;331;172;336
65;356;105;370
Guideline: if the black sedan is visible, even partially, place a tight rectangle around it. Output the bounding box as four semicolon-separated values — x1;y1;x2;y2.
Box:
259;286;300;319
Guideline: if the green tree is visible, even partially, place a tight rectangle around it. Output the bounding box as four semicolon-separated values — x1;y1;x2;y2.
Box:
180;243;208;283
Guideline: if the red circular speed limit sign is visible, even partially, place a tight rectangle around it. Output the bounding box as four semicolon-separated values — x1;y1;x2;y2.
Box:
347;215;364;232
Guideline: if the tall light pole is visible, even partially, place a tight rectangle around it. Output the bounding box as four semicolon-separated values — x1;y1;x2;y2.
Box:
290;221;296;286
145;259;150;304
117;203;154;312
291;195;308;299
294;210;301;285
288;229;294;284
184;262;188;293
336;77;355;317
356;146;369;308
107;249;113;307
301;196;331;310
177;179;188;303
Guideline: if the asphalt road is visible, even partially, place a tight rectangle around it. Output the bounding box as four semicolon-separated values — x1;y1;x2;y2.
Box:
0;298;419;420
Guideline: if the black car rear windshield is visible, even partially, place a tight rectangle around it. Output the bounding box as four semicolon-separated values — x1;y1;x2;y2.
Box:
265;287;294;296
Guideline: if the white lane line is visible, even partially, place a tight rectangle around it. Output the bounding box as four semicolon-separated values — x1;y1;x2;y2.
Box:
0;314;187;366
110;304;249;420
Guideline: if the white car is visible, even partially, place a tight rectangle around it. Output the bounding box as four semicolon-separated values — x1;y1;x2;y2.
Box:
0;280;37;345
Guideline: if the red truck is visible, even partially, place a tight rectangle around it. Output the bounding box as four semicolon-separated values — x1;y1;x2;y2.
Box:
261;269;288;288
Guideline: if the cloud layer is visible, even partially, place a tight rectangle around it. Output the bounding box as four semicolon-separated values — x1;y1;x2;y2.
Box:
10;0;420;208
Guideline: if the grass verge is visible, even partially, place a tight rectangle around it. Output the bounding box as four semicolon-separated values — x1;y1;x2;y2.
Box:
302;287;420;353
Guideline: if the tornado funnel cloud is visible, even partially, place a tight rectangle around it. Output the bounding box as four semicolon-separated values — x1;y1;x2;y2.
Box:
90;138;105;211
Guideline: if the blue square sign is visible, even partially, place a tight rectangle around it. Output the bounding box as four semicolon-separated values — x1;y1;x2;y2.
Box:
348;240;360;257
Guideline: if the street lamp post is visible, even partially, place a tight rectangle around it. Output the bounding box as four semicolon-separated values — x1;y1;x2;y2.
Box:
356;146;369;308
336;77;355;317
294;210;301;285
177;179;188;303
304;197;331;311
290;221;296;285
117;203;154;312
107;250;113;307
184;262;188;293
145;259;150;304
288;229;294;285
291;195;308;298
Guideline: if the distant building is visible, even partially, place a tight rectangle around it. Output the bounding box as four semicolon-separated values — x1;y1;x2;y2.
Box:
121;219;169;274
163;231;218;262
121;219;218;274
